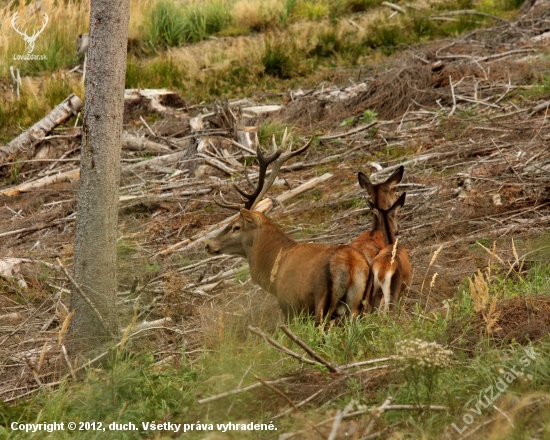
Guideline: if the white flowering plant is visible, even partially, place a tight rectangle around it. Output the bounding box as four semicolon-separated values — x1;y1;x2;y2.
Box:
392;338;454;412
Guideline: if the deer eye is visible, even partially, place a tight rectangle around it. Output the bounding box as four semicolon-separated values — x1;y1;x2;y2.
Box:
233;225;241;232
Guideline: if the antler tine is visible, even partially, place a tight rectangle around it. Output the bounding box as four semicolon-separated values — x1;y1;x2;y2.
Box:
11;12;26;37
213;191;242;211
233;143;282;210
33;13;49;37
219;129;311;211
251;134;313;209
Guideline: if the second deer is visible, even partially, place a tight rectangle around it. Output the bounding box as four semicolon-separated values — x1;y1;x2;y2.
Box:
366;192;412;313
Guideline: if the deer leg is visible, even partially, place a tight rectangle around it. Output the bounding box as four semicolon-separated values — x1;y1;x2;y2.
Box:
380;272;393;314
389;272;403;313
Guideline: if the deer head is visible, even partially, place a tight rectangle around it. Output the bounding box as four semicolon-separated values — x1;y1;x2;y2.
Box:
12;12;49;54
206;130;312;256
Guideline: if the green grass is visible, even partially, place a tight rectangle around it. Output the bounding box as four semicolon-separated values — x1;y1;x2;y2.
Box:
0;0;530;132
147;0;231;47
262;37;296;78
2;248;549;439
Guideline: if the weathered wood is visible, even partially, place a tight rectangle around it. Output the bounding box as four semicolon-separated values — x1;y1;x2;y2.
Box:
122;133;172;154
0;169;80;196
276;173;332;203
319;121;377;140
1;94;83;159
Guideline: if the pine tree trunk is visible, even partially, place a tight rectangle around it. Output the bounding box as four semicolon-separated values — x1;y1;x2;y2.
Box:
69;0;130;353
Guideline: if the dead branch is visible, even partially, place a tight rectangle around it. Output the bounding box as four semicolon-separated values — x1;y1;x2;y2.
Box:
278;324;342;373
0;168;80;197
426;9;509;24
319;121;377;140
198;377;289;404
381;2;405;14
276;173;332;203
122;133;172;154
247;326;322;368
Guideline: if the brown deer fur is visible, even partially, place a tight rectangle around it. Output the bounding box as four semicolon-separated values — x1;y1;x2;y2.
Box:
368;193;412;313
349;166;404;265
206;209;369;322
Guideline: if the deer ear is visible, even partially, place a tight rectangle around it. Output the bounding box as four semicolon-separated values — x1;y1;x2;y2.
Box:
367;200;379;217
389;192;406;213
358;172;375;196
383;166;404;188
240;209;261;227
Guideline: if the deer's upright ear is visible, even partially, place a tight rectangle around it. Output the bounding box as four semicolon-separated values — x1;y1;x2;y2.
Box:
367;200;380;218
389;192;406;214
358;172;375;198
383;166;404;188
240;209;262;227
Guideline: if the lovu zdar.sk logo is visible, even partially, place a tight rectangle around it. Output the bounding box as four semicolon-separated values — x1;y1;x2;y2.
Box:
12;11;49;60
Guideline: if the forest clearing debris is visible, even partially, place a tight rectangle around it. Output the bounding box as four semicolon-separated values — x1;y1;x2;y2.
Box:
1;10;550;415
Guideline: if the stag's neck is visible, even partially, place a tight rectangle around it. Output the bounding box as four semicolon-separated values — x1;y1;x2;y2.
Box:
248;216;295;292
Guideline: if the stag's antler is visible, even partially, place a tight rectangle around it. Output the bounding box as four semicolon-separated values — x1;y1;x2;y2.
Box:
11;12;26;38
214;129;312;210
31;13;49;40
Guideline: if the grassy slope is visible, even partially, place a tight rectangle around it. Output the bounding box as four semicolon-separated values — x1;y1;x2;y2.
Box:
2;0;550;439
2;258;550;439
0;0;521;142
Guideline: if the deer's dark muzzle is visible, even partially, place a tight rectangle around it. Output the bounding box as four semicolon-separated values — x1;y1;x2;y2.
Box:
205;242;219;254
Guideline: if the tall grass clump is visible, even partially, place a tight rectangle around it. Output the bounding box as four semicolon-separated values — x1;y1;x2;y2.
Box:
147;0;231;47
262;36;296;78
293;1;330;20
231;0;285;32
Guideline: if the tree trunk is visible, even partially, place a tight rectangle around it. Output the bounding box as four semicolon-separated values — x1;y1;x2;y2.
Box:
69;0;130;354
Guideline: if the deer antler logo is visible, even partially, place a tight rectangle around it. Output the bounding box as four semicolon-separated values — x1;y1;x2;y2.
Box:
12;12;49;54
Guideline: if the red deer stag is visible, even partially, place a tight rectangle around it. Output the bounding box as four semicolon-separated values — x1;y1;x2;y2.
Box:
367;192;412;313
205;135;370;323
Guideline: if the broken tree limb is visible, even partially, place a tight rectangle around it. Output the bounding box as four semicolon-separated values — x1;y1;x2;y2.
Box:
276;173;332;203
279;324;342;373
198;377;289;404
247;326;322;367
425;9;508;24
199;154;238;175
382;1;405;14
319;121;377;140
122;133;172;154
0;168;80;197
124;150;189;171
1;94;83;160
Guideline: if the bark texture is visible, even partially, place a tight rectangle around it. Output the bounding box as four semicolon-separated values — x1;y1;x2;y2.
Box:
69;0;130;352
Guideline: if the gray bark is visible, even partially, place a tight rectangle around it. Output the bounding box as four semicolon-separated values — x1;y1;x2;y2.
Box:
69;0;130;353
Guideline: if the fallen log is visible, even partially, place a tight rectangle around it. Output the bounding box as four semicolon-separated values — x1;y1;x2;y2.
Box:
122;133;172;154
0;169;80;196
0;94;83;160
